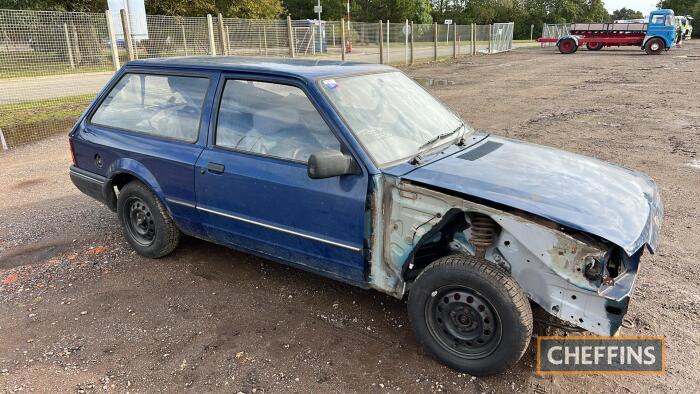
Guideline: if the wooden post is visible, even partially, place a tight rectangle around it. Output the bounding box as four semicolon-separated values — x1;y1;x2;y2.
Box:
341;18;346;61
452;24;457;58
287;16;295;58
263;25;268;56
404;19;408;65
120;9;134;61
410;21;414;65
217;13;227;55
206;14;216;56
471;23;476;55
181;25;188;56
63;23;75;68
386;20;389;64
433;22;438;61
378;20;383;64
105;11;120;70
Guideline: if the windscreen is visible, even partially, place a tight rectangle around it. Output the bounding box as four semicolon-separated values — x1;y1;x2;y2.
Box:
319;71;466;167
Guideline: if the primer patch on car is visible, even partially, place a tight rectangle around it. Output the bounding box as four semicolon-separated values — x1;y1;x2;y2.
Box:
322;79;338;89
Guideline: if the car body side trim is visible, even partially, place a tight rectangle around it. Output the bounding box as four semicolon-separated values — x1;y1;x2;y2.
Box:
69;167;106;185
165;197;196;209
196;205;361;252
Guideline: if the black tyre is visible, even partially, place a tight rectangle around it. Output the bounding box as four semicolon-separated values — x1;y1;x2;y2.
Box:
117;181;180;258
586;42;604;51
407;255;532;376
558;37;578;54
645;38;664;55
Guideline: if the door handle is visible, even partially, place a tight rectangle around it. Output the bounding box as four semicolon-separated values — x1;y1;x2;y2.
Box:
207;162;225;174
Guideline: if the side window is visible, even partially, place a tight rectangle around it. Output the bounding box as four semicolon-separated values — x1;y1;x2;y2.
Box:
215;80;340;162
650;15;665;25
91;73;209;142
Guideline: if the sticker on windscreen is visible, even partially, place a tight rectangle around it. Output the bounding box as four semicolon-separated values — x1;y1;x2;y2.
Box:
322;79;338;89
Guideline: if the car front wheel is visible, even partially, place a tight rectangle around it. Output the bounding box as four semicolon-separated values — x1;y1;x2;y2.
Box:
407;254;532;376
117;180;180;258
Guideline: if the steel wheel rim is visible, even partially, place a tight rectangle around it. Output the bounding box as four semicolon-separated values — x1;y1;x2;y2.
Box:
651;42;660;51
561;41;573;52
125;197;155;246
425;286;502;359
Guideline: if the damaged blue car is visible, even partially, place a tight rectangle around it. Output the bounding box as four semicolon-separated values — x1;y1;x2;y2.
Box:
69;57;663;376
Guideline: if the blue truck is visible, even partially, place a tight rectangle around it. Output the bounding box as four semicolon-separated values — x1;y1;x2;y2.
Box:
539;9;678;54
69;57;662;375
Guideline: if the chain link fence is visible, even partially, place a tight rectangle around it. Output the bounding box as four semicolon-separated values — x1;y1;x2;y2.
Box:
0;8;515;151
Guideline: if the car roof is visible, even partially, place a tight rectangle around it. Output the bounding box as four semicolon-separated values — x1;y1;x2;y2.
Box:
128;56;394;80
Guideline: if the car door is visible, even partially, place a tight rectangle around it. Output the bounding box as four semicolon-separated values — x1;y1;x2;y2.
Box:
195;74;369;284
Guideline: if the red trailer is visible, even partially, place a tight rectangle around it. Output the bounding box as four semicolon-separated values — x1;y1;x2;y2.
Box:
538;10;677;55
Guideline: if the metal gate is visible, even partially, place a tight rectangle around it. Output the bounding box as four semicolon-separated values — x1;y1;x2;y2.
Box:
491;22;514;53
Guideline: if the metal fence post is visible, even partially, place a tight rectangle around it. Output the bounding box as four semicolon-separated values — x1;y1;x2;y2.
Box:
410;21;414;65
105;11;120;70
120;9;134;61
217;13;227;55
378;20;384;64
287;16;295;58
433;22;438;61
0;128;8;151
488;23;492;54
452;24;457;58
471;23;476;55
341;18;346;61
62;23;75;68
404;19;408;65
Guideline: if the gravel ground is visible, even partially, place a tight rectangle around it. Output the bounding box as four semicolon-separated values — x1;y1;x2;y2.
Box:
1;43;699;393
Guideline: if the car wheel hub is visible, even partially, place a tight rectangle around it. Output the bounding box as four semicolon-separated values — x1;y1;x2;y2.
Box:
426;287;503;359
126;197;155;246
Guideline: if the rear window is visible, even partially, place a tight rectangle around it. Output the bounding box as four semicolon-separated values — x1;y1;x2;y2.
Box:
91;73;209;142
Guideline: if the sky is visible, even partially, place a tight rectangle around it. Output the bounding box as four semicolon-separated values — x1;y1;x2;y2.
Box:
604;0;659;14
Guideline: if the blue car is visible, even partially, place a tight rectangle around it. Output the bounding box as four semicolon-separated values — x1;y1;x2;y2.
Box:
69;57;662;375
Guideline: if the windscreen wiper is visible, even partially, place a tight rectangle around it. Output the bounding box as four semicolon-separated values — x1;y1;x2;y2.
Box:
411;124;464;164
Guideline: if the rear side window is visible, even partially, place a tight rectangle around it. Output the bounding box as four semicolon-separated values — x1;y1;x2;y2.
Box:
91;73;209;142
215;80;340;162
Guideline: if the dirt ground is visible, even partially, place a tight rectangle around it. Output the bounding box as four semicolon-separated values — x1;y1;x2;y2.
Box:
1;42;699;393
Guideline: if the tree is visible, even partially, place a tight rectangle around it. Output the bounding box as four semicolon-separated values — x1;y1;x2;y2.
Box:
611;7;644;20
216;0;285;19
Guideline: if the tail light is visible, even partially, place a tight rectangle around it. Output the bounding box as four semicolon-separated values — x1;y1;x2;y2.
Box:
69;138;76;165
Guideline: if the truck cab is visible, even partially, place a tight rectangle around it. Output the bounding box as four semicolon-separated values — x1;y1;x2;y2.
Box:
644;9;677;53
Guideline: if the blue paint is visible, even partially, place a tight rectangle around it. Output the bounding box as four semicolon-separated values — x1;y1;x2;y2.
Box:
386;134;663;256
645;9;678;49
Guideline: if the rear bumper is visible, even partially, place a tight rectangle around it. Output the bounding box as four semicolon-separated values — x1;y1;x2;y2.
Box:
69;166;116;211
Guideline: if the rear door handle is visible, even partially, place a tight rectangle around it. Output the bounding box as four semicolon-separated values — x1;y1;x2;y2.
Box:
207;162;225;174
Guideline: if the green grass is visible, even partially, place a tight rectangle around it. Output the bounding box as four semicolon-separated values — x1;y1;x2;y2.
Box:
0;50;118;80
0;94;94;147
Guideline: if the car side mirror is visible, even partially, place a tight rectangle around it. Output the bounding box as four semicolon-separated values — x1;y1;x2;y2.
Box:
307;150;360;179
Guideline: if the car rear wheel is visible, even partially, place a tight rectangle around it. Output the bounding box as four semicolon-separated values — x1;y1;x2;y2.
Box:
117;180;180;258
558;38;578;54
586;42;604;51
407;254;532;376
645;38;664;55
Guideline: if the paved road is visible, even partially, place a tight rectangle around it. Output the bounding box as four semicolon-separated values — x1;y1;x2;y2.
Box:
0;43;540;104
0;72;114;104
